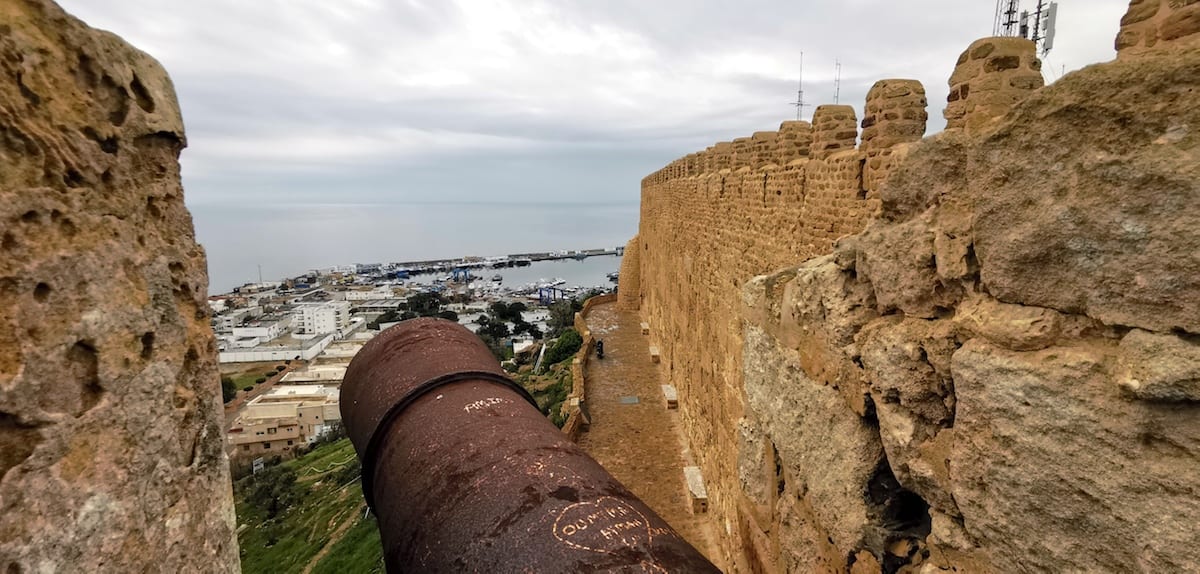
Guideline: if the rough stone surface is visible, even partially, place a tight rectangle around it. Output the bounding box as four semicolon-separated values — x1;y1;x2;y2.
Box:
1117;328;1200;402
944;37;1043;134
857;317;959;516
635;81;924;567
0;1;238;572
1117;0;1200;56
951;340;1200;572
968;49;1200;333
617;235;641;310
635;23;1200;574
744;326;885;555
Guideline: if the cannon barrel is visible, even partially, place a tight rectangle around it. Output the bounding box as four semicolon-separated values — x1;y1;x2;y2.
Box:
341;318;720;572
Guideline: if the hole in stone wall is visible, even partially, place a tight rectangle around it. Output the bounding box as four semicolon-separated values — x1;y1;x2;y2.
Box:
867;457;932;536
64;169;85;188
81;126;118;154
59;218;77;237
0;413;43;481
129;75;156;113
67;341;103;417
141;332;155;360
2;233;16;251
20;210;38;223
33;283;50;302
773;444;785;496
965;243;980;276
146;197;162;219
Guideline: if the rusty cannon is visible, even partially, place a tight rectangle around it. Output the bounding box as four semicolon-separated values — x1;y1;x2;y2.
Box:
341;318;721;573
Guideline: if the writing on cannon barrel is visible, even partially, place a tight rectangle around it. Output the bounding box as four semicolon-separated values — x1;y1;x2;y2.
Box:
463;397;509;414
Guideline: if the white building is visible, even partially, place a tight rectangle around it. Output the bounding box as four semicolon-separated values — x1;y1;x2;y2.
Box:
230;316;291;342
227;385;341;458
215;306;263;333
294;301;352;335
344;287;397;301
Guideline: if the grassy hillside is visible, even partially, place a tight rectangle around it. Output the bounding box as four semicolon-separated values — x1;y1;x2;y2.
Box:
234;438;383;573
234;345;582;572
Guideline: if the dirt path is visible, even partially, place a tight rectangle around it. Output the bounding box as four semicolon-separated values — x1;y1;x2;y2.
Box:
300;500;365;574
576;303;720;563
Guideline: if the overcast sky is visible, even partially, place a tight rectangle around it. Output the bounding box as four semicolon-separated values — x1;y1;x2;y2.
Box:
59;0;1129;206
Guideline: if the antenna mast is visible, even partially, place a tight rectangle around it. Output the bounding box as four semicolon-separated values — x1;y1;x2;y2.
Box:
833;59;842;104
792;51;813;121
994;0;1057;56
994;0;1021;37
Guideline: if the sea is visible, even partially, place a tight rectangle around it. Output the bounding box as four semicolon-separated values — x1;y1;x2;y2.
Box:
190;201;640;295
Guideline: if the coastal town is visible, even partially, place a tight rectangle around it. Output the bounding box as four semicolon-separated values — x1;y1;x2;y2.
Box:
215;248;623;467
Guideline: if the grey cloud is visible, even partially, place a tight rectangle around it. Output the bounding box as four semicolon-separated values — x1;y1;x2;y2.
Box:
59;0;1130;207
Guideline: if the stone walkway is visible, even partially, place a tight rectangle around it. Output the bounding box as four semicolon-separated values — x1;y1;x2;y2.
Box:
577;303;719;563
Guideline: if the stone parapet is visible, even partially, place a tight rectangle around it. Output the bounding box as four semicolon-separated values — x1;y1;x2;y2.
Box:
944;37;1044;134
1116;0;1200;57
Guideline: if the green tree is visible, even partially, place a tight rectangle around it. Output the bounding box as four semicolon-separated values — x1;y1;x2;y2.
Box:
239;465;303;520
221;376;238;403
543;328;583;366
406;292;447;316
367;310;401;330
488;301;528;323
436;310;459;322
476;333;511;361
512;319;542;340
477;315;510;339
547;301;575;336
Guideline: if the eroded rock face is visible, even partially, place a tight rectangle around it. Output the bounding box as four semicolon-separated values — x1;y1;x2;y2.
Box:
951;340;1200;572
739;42;1200;573
0;1;238;571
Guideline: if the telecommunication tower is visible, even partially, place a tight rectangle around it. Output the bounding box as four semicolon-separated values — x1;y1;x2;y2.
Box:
791;52;813;121
994;0;1021;36
833;59;842;104
994;0;1058;56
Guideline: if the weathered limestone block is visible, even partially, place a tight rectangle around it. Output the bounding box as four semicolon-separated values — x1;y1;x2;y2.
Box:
694;149;711;175
0;1;238;572
951;294;1094;352
857;216;961;318
750;130;778;169
876;129;970;223
968;47;1200;333
861;80;928;196
1117;328;1200;402
617;235;641;310
810;105;858;160
711;141;733;172
861;79;927;152
951;340;1200;572
775;489;846;573
1117;0;1200;56
856;317;959;516
776;120;813;165
735;416;775;517
744;250;877;417
944;37;1043;134
743;326;883;557
684;152;701;177
732;137;753;171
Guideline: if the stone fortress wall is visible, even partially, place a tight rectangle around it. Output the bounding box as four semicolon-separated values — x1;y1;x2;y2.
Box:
627;1;1200;571
1;1;238;571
